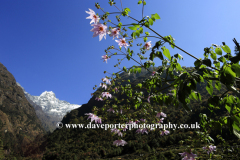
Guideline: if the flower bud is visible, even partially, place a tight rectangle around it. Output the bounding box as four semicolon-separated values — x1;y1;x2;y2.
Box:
95;3;100;9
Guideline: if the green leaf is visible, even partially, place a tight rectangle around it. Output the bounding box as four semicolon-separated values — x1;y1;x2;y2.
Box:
221;45;231;54
161;46;171;60
133;68;137;73
210;52;217;60
179;72;188;80
128;24;140;30
220;65;235;85
128;26;137;30
144;22;149;27
202;59;211;67
137;0;142;4
137;83;142;88
143;37;148;42
137;68;141;73
149;51;155;61
197;93;202;101
213;60;220;69
154;13;160;20
145;32;150;36
135;30;140;37
215;47;222;55
226;66;236;78
232;63;240;77
117;22;122;28
218;56;226;63
176;63;183;71
156;51;164;60
123;66;127;72
139;27;143;34
206;83;213;96
194;59;202;68
126;55;130;60
131;32;136;39
191;91;198;100
125;8;130;12
215;81;221;91
233;125;240;139
150;14;156;21
149;18;153;26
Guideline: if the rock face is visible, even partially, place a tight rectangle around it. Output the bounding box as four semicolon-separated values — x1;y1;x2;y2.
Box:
0;62;46;156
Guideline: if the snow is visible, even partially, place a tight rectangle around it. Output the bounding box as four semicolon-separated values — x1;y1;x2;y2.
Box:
16;82;82;120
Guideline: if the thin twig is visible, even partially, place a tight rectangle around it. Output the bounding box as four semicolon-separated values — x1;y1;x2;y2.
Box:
114;4;122;12
120;0;123;11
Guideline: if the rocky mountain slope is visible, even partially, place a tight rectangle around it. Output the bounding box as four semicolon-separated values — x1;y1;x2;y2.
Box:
0;62;46;157
16;83;82;133
29;90;81;120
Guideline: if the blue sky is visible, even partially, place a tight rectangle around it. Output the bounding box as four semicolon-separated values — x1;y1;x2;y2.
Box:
1;0;239;106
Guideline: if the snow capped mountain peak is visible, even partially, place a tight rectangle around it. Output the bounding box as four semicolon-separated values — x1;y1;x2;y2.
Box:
40;91;56;98
16;82;82;120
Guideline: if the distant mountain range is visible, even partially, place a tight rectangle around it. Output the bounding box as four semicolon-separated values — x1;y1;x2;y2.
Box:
16;82;82;122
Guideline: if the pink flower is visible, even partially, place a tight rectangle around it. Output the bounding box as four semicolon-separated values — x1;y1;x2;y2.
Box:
101;77;111;84
121;124;128;131
144;41;152;50
135;120;140;124
136;128;148;134
90;23;108;41
147;95;153;103
101;55;110;63
119;109;122;114
100;83;107;90
160;130;170;136
156;112;167;118
179;151;197;160
128;120;137;125
95;97;103;101
86;8;100;24
85;113;102;124
107;108;115;113
114;87;119;92
152;71;156;75
157;118;164;123
111;128;119;134
113;139;127;146
118;131;123;137
111;129;123;137
101;92;112;99
108;28;120;39
115;38;129;49
140;119;146;122
202;145;216;154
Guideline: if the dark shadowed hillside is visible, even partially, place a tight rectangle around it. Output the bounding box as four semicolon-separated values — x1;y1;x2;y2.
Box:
24;94;60;133
41;65;240;159
0;62;46;159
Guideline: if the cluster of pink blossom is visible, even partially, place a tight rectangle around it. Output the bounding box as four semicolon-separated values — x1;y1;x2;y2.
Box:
178;145;216;160
85;113;102;124
85;8;218;159
86;8;152;64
